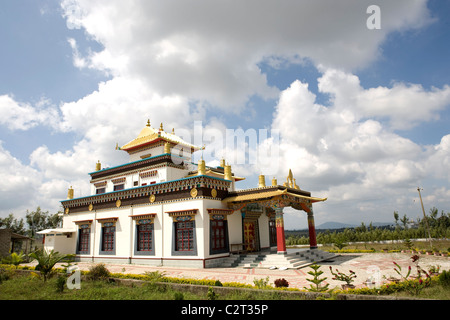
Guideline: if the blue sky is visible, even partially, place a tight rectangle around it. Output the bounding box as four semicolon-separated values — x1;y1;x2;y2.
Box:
0;0;449;229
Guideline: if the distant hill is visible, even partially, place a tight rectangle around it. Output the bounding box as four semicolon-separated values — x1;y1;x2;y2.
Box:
315;221;394;229
316;221;357;229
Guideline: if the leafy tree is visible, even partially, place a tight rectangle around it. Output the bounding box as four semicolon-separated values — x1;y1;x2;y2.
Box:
0;214;26;235
305;264;329;292
400;214;409;229
393;211;399;228
26;206;63;238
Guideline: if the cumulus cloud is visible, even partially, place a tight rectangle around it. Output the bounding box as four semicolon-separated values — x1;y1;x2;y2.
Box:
270;73;450;224
0;95;60;131
318;69;450;130
0;142;42;215
59;0;433;111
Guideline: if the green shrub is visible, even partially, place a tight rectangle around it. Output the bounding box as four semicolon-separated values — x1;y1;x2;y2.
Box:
173;292;184;300
87;263;111;281
0;267;12;283
253;276;270;289
55;275;66;293
207;287;218;300
438;270;450;288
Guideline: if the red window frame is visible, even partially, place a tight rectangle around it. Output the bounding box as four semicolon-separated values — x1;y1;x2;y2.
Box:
78;227;90;252
175;221;194;251
211;220;226;251
102;226;115;251
137;224;153;251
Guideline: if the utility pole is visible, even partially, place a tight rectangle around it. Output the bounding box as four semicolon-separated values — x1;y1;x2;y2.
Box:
417;187;433;249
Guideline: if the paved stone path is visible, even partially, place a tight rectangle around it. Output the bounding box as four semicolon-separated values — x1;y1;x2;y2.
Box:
25;252;450;290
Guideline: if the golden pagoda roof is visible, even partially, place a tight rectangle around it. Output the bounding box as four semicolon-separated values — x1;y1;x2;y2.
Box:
223;188;327;204
120;120;202;152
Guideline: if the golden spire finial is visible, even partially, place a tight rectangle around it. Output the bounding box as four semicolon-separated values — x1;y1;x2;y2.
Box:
224;164;232;181
160;122;164;131
146;119;151;127
258;175;266;188
67;186;74;200
272;177;277;186
172;128;175;134
198;158;206;175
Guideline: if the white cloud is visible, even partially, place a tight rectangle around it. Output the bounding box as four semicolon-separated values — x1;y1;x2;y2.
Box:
0;95;60;131
0;142;42;216
270;73;450;225
60;0;433;111
318;69;450;130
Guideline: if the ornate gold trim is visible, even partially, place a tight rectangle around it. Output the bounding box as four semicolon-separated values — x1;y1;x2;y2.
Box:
190;187;198;198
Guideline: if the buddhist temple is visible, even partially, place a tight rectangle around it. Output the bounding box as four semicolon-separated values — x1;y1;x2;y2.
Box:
39;120;330;268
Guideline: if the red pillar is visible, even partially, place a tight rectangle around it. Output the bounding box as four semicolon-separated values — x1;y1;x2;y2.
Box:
275;208;287;254
307;211;318;249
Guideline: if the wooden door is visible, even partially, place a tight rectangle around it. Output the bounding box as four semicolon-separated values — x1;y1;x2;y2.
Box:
244;221;256;251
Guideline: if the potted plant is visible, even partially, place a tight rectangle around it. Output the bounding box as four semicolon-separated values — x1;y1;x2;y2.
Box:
329;267;357;290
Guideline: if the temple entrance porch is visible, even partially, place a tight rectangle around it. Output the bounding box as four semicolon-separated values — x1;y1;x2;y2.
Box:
223;184;327;256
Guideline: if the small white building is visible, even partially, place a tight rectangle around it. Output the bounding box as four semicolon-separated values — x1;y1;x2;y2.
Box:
40;121;326;268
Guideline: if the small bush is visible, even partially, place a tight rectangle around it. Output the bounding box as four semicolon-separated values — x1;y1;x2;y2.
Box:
274;278;289;288
0;267;12;283
88;263;111;281
173;292;184;300
438;270;450;288
253;276;270;289
55;275;66;293
207;287;217;300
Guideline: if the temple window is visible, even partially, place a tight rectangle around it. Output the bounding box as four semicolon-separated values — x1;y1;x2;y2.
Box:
97;218;117;255
96;187;106;194
175;221;195;251
113;184;124;191
210;219;227;252
102;225;115;252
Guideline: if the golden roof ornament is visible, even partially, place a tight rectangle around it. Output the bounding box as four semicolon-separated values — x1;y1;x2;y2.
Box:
96;160;101;171
67;186;74;200
164;142;171;154
159;122;164;131
198;159;206;175
258;175;266;188
272;177;277;186
224;164;232;181
284;169;300;189
146;119;151;127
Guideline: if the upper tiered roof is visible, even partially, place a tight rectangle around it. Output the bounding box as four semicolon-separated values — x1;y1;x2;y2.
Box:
120;120;202;153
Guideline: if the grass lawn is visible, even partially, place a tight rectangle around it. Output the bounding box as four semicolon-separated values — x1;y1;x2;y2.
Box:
0;272;308;300
1;270;449;300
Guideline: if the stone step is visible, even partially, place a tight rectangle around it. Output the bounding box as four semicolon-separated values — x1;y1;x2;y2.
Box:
220;249;338;269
